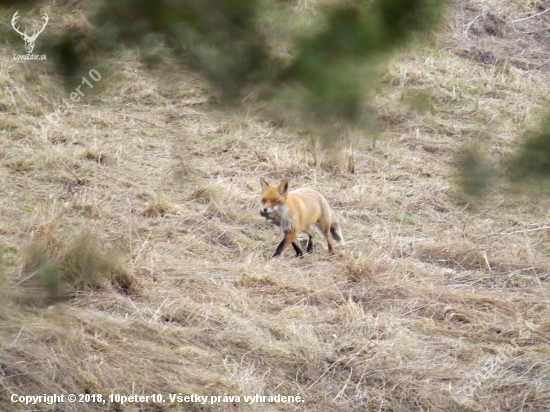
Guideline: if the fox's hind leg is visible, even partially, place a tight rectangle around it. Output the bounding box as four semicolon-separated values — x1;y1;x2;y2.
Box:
321;226;335;253
305;227;315;253
306;236;314;253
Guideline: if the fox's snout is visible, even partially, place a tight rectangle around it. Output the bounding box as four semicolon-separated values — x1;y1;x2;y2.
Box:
260;205;279;214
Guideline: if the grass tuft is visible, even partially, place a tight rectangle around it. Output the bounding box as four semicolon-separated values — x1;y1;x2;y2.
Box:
19;224;133;303
141;193;174;217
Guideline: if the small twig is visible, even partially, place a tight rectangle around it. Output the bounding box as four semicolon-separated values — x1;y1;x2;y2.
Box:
333;368;353;401
307;359;340;390
521;228;545;293
479;226;550;239
12;269;40;287
464;13;484;36
12;327;24;345
127;197;133;264
133;231;152;265
129;298;145;320
216;229;228;239
56;158;82;185
460;202;470;213
462;217;472;238
402;304;429;317
508;7;550;24
481;251;492;272
96;178;121;207
148;297;169;324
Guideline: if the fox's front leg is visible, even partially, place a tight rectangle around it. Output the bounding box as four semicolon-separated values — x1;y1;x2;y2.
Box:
272;230;302;258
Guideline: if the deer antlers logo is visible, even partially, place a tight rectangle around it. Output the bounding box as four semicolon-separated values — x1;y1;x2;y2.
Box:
11;11;49;54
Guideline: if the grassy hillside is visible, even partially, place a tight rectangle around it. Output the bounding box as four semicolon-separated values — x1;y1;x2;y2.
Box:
2;0;550;410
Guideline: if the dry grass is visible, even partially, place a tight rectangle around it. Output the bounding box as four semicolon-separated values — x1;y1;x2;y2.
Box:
1;0;550;410
12;222;136;304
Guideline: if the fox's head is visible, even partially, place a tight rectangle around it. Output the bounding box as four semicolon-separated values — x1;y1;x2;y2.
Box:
260;178;289;215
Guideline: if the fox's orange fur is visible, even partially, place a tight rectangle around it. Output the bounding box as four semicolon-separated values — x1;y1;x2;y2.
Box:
260;178;343;258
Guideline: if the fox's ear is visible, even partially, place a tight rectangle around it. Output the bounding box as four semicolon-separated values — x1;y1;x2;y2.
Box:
278;179;289;196
260;178;269;193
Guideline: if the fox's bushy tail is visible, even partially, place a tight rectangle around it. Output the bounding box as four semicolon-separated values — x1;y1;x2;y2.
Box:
330;222;343;243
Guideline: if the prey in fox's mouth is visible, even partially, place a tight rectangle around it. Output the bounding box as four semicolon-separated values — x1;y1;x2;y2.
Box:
260;208;281;227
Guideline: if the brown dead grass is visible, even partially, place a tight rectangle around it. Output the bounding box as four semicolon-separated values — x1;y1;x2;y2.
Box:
1;0;550;411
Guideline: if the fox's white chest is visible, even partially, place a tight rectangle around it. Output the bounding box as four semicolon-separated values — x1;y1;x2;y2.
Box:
277;205;294;232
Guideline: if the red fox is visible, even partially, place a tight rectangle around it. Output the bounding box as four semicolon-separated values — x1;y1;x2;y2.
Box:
260;178;343;258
